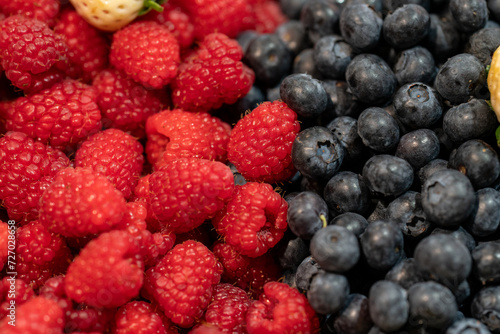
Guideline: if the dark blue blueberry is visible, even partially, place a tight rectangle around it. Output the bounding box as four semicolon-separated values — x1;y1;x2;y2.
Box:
324;171;371;215
295;255;321;292
327;116;366;163
385;258;425;289
465;28;500;65
275;20;310;56
382;0;431;11
278;234;310;270
332;294;374;334
465;188;500;238
443;99;498;144
434;54;488;105
292;126;345;181
279;0;308;19
395;129;440;170
393;46;436;86
423;14;462;62
445;318;491;334
313;35;355;79
449;139;500;189
383;4;430;49
472;242;500;285
430;226;476;253
421;169;477;227
368;280;410;332
330;212;369;237
321;81;365;120
345;54;397;106
244;33;293;88
414;234;472;289
489;0;500;22
360;220;405;271
417;159;449;188
362;155;414;198
367;199;390;223
339;4;383;52
357;107;400;153
287;191;329;239
307;270;350;314
346;0;384;12
280;73;329;118
452;279;471;306
266;82;282;102
407;281;458;330
386;191;432;240
218;85;266;124
293;48;323;78
393;82;443;129
449;0;488;33
237;30;258;54
470;286;500;332
300;0;341;44
485;20;500;28
229;163;247;187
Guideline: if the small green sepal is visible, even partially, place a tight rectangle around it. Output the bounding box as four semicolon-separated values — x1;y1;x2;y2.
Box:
496;125;500;148
139;0;166;16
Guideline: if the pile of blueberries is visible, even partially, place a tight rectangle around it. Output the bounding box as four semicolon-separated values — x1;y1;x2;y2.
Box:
220;0;500;332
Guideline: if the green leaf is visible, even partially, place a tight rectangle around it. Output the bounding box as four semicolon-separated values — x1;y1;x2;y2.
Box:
139;0;166;16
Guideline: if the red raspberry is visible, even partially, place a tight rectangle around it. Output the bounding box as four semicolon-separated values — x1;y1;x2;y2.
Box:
228;101;300;183
54;8;109;83
171;33;255;113
131;174;164;233
39;167;128;237
0;296;65;334
246;282;320;334
213;182;288;257
252;1;288;33
202;283;251;333
0;131;70;223
5;79;102;150
0;15;69;94
16;220;72;289
0;0;59;26
0;100;13;134
143;240;223;328
145;109;231;168
74;129;145;199
0;221;7;271
149;158;234;233
110;21;180;89
65;230;145;308
190;325;224;334
113;301;171;334
93;68;169;138
0;277;35;319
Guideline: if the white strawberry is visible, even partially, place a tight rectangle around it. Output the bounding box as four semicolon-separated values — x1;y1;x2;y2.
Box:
69;0;164;32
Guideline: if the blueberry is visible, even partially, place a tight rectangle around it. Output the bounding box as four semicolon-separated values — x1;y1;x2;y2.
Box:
278;235;310;270
360;220;405;271
280;73;329;118
367;199;390;223
430;226;476;253
421;169;477;227
324;171;371;215
220;85;265;124
300;0;341;44
362;155;414;198
386;191;432;241
472;242;500;285
434;54;488;105
369;280;410;332
346;0;384;11
313;35;355;79
339;4;383;52
445;318;491;334
345;54;397;106
385;258;425;289
449;139;500;189
490;0;500;22
470;286;500;332
414;234;472;289
417;159;449;187
295;255;321;292
293;48;323;79
465;28;500;65
443;99;498;144
279;0;308;19
287;191;329;239
292;126;345;181
423;14;462;62
333;294;374;334
382;0;431;11
307;270;350;315
465;188;500;238
321;81;364;119
357;107;400;153
275;20;310;57
237;30;258;54
396;129;440;170
383;4;430;49
408;281;458;330
393;82;443;129
330;212;369;237
327;115;366;162
449;0;488;33
392;46;436;86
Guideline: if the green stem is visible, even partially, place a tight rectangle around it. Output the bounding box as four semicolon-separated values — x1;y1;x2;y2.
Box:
139;0;166;16
496;126;500;148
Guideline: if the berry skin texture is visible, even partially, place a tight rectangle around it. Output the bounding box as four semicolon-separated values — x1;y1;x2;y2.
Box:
39;167;128;237
0;277;35;319
5;79;102;150
110;21;180;89
143;240;223;328
0;221;7;271
228;101;300;183
65;230;145;308
113;301;170;334
246;282;320;334
213;182;288;258
0;0;59;26
171;33;255;113
75;128;145;199
149;158;234;234
0;131;70;223
145;109;231;168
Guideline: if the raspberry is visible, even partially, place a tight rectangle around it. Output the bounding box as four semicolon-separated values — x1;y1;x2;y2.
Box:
0;0;60;26
143;240;223;328
0;221;7;271
39;167;127;237
93;68;169;138
145;109;231;168
64;230;145;308
175;222;217;248
0;15;69;94
113;301;170;334
228;101;300;183
171;33;255;113
213;182;288;257
74;128;145;199
0;131;70;223
252;1;288;34
131;174;164;233
16;220;72;289
202;283;251;333
54;8;109;83
149;158;234;233
5;79;102;150
0;277;35;319
110;21;180;89
190;324;225;334
246;282;320;334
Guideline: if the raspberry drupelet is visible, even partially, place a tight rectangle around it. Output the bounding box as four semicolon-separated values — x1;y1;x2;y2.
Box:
0;0;60;26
